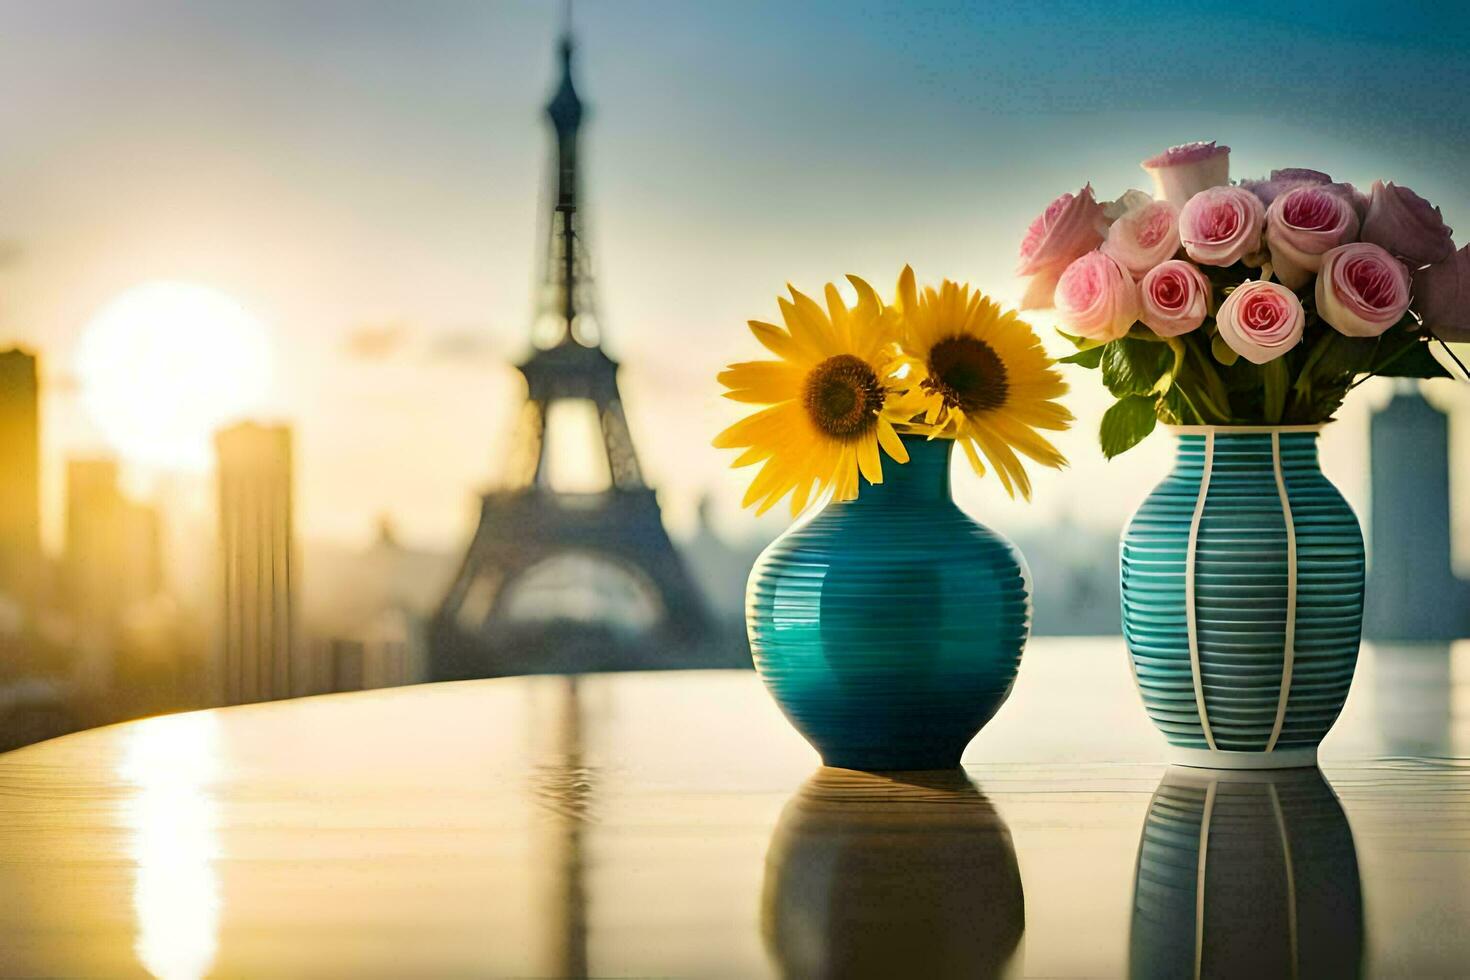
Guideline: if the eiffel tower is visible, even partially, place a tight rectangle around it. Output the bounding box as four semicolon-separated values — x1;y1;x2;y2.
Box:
429;28;711;680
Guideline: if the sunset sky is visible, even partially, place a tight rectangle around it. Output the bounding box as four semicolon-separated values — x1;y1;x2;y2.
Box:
1;0;1467;557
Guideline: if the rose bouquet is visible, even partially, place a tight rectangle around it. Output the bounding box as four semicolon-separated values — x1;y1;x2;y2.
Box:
1018;141;1467;457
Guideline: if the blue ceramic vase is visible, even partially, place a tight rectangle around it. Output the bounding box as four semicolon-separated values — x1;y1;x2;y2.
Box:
746;435;1030;770
1121;426;1365;770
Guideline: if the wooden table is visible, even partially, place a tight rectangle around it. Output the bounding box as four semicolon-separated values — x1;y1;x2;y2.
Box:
0;638;1465;978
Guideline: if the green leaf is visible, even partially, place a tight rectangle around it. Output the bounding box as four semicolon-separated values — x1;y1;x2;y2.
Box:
1262;357;1288;424
1307;331;1375;384
1101;337;1173;397
1099;395;1158;459
1211;332;1240;367
1371;335;1452;379
1059;345;1105;369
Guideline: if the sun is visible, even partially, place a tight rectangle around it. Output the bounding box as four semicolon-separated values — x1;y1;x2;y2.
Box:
76;281;274;471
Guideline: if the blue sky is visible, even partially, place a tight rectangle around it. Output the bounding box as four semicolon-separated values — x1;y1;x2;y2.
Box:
1;0;1466;551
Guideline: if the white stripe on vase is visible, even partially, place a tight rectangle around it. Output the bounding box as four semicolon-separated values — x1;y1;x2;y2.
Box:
1186;431;1218;751
1266;431;1298;753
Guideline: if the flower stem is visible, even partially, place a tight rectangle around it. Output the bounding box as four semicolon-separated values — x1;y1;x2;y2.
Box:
1434;334;1470;381
1180;339;1231;422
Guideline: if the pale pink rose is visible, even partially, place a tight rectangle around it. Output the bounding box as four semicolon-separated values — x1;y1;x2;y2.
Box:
1017;185;1106;309
1102;200;1180;279
1360;180;1455;268
1140;141;1230;208
1101;189;1154;224
1178;186;1265;267
1139;260;1210;337
1316;242;1412;338
1215;280;1305;364
1265;186;1360;290
1413;244;1470;342
1054;251;1139;342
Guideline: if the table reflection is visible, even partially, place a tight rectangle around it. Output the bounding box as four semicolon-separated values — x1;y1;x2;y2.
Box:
117;712;222;980
1130;766;1362;980
531;675;592;979
762;767;1025;979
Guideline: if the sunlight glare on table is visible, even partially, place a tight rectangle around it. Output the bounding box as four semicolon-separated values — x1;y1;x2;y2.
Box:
118;712;222;980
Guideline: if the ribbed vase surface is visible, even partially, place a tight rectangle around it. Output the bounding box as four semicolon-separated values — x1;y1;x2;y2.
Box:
746;436;1030;771
1121;427;1364;769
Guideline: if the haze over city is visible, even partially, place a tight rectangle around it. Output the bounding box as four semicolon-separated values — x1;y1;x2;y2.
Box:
2;0;1467;563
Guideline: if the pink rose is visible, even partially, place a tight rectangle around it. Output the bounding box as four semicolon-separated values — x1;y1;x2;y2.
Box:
1265;186;1360;290
1215;280;1305;364
1241;168;1364;217
1413;244;1470;343
1360;181;1455;268
1017;185;1106;309
1102;200;1180;279
1316;242;1412;338
1178;186;1265;267
1054;251;1139;342
1140;141;1230;208
1101;189;1154;224
1139;260;1210;337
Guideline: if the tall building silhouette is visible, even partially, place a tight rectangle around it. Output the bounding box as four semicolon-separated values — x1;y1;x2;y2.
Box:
0;349;41;606
430;30;710;679
63;457;162;627
216;422;297;704
1366;385;1469;640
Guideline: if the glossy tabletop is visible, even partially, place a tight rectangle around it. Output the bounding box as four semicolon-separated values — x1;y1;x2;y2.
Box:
0;638;1466;978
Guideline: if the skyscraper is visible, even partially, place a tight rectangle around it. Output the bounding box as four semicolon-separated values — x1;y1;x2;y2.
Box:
63;457;162;625
216;422;296;704
1366;385;1469;640
0;349;41;606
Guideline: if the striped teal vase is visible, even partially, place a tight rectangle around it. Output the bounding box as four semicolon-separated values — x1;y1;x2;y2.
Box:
746;435;1030;771
1121;426;1364;770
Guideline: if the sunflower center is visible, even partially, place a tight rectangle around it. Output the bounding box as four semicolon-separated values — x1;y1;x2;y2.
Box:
802;354;883;440
922;336;1008;413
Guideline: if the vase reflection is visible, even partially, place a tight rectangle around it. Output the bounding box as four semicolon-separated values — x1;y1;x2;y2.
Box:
1130;766;1362;979
762;767;1025;979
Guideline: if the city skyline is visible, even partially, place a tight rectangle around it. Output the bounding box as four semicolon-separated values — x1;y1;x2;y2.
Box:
1;1;1467;566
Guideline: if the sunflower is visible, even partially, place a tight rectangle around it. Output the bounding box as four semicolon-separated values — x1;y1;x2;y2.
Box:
714;276;911;516
893;266;1072;500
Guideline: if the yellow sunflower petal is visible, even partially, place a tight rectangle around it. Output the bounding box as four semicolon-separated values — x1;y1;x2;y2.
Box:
786;286;836;351
712;402;789;449
747;320;809;363
986;413;1068;469
876;417;909;464
856;434;883;486
731;444;771;468
717;360;804;402
971;424;1030;501
789;475;814;517
959;435;987;477
895;264;918;315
